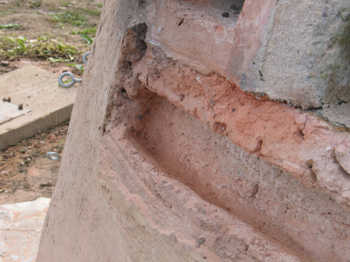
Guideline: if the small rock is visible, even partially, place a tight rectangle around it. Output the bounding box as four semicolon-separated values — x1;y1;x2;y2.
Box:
2;97;11;103
334;144;350;175
40;182;53;188
222;12;230;18
46;152;60;161
24;157;32;165
0;61;9;66
18;104;24;110
196;237;206;248
0;170;9;176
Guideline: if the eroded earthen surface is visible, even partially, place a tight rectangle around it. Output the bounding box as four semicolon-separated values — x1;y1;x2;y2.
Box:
38;0;350;261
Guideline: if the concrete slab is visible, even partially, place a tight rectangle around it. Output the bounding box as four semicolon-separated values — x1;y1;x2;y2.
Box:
0;65;76;150
0;198;50;262
0;101;30;124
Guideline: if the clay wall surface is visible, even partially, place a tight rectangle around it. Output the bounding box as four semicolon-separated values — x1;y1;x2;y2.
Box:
38;1;350;261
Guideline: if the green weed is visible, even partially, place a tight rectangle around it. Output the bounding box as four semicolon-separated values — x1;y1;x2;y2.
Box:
80;34;93;44
15;0;24;7
72;26;96;44
77;7;100;17
0;36;79;61
0;10;17;16
60;1;72;7
0;24;23;30
71;26;96;36
49;10;87;27
29;0;41;9
67;62;84;75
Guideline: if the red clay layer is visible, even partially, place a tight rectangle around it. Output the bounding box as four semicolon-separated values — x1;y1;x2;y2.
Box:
126;97;350;261
37;1;350;261
133;46;350;207
99;122;304;261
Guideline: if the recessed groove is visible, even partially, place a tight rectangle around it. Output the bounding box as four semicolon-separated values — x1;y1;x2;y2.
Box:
126;95;350;262
134;45;350;208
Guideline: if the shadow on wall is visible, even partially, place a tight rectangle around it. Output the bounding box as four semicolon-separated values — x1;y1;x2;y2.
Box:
209;0;245;15
178;0;246;24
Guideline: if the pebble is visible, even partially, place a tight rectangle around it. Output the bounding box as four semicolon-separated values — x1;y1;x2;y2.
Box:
24;157;32;165
46;152;60;161
2;97;11;103
0;61;9;66
0;170;9;176
196;237;206;248
222;12;230;18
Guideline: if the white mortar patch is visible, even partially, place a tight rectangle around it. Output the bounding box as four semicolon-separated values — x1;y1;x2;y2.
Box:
0;198;50;262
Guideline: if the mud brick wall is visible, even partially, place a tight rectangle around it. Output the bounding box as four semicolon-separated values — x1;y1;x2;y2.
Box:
38;1;350;261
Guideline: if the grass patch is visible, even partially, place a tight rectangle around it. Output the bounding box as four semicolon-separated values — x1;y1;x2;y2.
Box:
67;62;84;75
72;26;96;44
71;26;96;36
15;0;25;7
60;1;72;8
49;10;87;27
77;7;101;17
49;7;100;27
29;0;42;9
0;10;17;16
0;24;23;30
0;36;79;61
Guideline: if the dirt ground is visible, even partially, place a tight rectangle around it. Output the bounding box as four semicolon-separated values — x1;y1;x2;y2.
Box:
0;0;101;204
0;0;101;74
0;123;68;204
0;0;101;44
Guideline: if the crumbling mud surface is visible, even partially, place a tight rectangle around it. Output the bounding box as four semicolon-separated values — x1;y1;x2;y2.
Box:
38;1;350;262
98;28;350;261
120;45;350;208
129;97;350;261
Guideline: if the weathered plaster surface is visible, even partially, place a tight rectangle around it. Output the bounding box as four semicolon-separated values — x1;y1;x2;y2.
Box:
38;1;350;261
